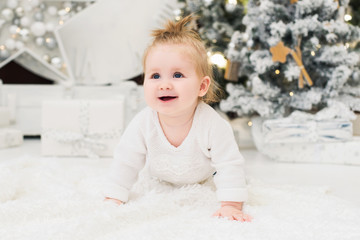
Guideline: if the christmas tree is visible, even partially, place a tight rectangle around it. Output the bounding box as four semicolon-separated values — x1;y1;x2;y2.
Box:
220;0;360;119
176;0;247;84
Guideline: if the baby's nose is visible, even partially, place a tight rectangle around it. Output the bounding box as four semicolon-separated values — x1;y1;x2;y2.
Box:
159;80;172;90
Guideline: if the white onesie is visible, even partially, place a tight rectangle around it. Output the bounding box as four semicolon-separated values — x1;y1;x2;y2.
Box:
105;101;248;202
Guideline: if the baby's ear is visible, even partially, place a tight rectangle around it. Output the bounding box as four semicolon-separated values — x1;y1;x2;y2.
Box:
199;76;211;97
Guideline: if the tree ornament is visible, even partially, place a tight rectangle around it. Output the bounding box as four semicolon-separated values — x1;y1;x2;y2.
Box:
7;0;19;9
0;46;11;61
20;16;31;26
35;37;44;46
224;60;241;81
47;6;57;16
30;21;46;36
51;56;62;69
15;7;25;17
19;28;30;42
5;39;16;50
270;40;313;88
45;36;57;49
1;8;14;21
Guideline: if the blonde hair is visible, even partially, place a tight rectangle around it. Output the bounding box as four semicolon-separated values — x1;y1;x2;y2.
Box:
142;15;222;104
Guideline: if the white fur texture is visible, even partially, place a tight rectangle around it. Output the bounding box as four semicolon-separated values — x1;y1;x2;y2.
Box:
0;155;359;240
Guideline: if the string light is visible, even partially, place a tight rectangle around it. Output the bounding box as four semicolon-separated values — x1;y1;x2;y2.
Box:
275;69;280;74
289;91;294;96
247;121;253;127
209;52;227;68
173;9;182;21
311;51;315;56
344;14;352;22
225;0;238;12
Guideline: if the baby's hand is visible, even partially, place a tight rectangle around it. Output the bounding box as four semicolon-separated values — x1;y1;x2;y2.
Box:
212;201;252;222
104;197;123;205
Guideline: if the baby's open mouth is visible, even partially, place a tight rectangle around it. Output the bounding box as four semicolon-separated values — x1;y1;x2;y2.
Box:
159;96;177;101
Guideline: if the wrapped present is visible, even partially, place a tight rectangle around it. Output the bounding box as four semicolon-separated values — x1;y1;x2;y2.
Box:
263;106;354;143
41;99;125;158
0;128;23;149
0;107;11;127
353;113;360;136
252;117;360;165
263;118;353;143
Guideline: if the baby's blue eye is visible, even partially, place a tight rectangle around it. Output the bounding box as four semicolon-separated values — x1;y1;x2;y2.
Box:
173;72;183;78
152;73;160;79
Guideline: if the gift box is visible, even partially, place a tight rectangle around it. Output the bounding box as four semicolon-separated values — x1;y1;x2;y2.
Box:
265;138;360;165
262;106;354;143
41;99;125;158
252;117;360;165
0;128;23;149
263;118;353;143
0;107;11;127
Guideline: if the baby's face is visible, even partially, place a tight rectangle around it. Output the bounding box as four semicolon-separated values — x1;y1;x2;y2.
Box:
143;43;209;118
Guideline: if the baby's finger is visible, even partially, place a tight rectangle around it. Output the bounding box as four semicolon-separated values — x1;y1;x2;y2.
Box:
233;214;245;222
243;214;252;222
212;210;221;217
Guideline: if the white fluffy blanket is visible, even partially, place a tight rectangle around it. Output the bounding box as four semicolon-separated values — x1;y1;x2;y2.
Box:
0;155;359;240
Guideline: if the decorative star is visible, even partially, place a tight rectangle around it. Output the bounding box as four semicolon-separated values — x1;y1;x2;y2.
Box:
269;41;291;63
0;1;94;83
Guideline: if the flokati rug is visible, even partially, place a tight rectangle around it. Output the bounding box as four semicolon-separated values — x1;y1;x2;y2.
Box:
0;155;359;240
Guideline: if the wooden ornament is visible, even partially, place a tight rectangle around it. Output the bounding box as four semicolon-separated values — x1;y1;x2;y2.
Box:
224;60;241;81
270;41;313;88
270;41;291;63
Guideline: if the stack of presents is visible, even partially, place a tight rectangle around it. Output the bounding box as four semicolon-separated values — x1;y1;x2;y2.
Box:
252;102;360;165
0;82;143;158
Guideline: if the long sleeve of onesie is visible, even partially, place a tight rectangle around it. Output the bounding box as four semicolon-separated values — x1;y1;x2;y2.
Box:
104;109;147;202
207;111;248;202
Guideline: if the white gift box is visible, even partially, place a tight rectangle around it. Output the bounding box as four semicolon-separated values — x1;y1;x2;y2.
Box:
263;118;353;143
353;113;360;136
41;99;125;157
252;117;360;165
259;137;360;165
0;107;11;127
0;128;23;149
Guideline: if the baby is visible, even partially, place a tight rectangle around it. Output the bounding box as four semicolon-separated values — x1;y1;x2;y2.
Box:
105;15;251;222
